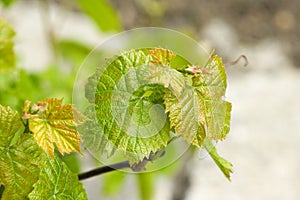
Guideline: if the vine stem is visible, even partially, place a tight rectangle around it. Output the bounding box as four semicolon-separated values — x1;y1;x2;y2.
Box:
224;54;248;66
78;161;130;181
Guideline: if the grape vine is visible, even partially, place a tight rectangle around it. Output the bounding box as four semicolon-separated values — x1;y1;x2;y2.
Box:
0;18;234;200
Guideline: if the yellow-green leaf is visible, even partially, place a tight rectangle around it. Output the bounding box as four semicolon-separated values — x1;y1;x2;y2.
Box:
164;86;206;146
0;105;43;200
83;48;233;179
193;54;231;141
25;98;86;158
148;48;176;65
28;154;87;200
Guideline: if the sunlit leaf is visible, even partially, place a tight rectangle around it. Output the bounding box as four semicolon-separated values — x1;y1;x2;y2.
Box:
146;58;206;145
147;50;233;178
28;154;87;200
147;63;186;98
0;105;43;200
24;98;86;158
84;48;233;179
193;54;231;140
0;19;15;71
164;86;206;146
148;48;176;66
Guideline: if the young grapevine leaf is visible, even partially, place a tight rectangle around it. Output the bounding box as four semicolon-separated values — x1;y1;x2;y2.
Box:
147;63;186;98
148;50;233;178
164;86;206;145
148;51;231;145
192;54;232;141
148;48;176;66
203;139;233;180
23;98;86;158
28;154;87;200
0;105;43;200
84;47;233;178
0;19;15;70
84;50;172;163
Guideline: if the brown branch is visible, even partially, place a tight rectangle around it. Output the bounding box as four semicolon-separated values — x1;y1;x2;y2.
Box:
78;160;130;181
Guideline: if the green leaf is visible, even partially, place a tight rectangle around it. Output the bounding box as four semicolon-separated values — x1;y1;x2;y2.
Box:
79;105;115;158
24;98;86;158
192;54;232;141
164;86;206;146
203;139;233;180
84;50;172;163
0;104;22;147
28;154;87;200
151;51;233;178
0;134;42;200
75;0;121;32
163;53;231;144
0;105;43;200
147;63;186;98
84;48;233;179
0;19;15;71
146;59;206;145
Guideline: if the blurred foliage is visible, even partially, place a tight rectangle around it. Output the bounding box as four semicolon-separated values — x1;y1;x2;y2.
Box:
102;171;126;196
0;19;15;71
0;67;74;112
75;0;121;32
56;39;104;70
0;0;16;7
137;173;154;200
57;40;94;66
